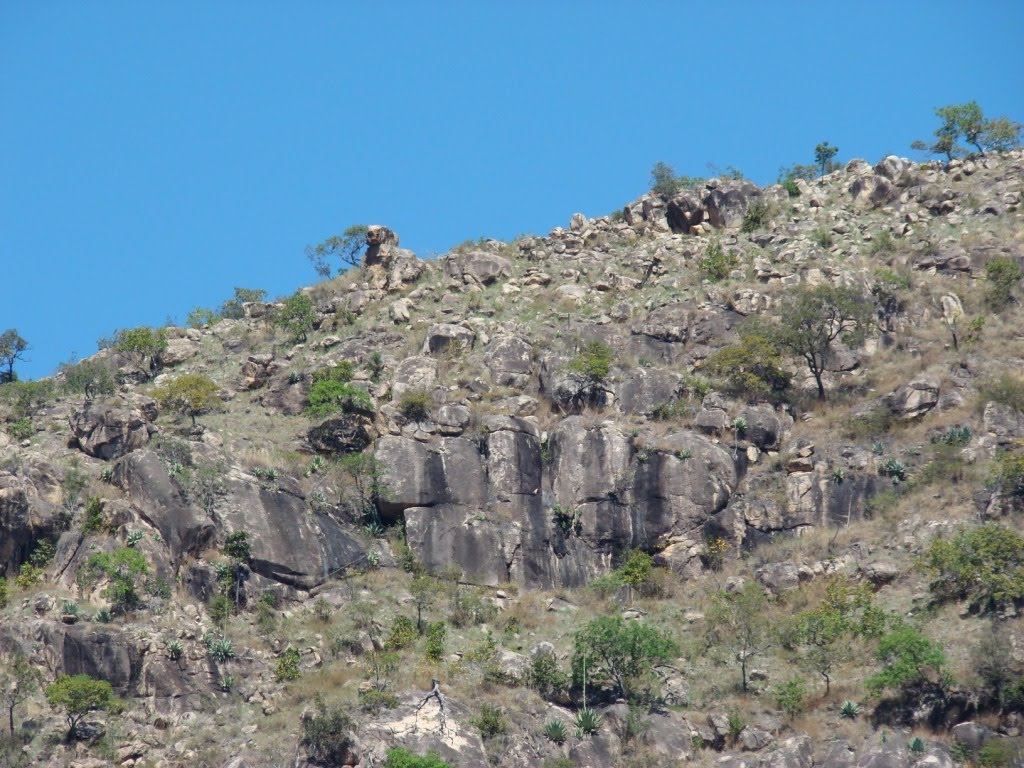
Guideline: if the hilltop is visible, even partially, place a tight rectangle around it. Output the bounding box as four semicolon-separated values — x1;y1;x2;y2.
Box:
1;148;1024;768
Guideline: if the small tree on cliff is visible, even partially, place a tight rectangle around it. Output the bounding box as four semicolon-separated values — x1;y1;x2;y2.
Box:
152;373;223;426
306;225;369;277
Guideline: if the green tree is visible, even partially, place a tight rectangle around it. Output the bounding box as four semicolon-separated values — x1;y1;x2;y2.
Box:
866;626;945;696
705;329;790;402
300;703;355;765
770;284;873;401
565;341;614;410
981;115;1022;152
914;102;1020;159
152;373;222;426
917;522;1024;613
571;615;678;701
0;330;29;384
59;357;117;401
306;225;369;277
814;142;839;179
219;287;268;319
338;451;389;527
937;102;987;155
273;291;316;342
649;161;682;197
1;654;41;734
45;674;119;740
103;326;168;378
409;575;442;633
185;307;220;329
705;581;771;692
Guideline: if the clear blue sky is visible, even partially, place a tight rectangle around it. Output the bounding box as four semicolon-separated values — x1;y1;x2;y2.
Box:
3;1;1022;380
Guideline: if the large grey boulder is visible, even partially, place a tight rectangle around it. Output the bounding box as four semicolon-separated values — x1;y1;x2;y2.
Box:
443;248;512;287
885;375;941;419
704;180;764;229
849;174;895;207
70;399;154;460
422;324;476;355
391;356;438;400
0;471;61;577
307;414;375;454
484;335;534;387
616;368;683;415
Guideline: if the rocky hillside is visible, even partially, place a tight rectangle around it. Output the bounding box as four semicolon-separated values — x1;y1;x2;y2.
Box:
1;149;1023;768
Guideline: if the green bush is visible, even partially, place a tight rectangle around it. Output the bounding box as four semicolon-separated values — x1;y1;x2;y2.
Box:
306;364;373;417
698;241;736;281
985;258;1022;309
5;417;33;441
301;705;356;765
185;307;220;329
530;652;568;700
275;647;302;682
470;704;507;739
865;626;945;695
0;380;55;419
152;373;222;426
59;357;117;400
397;389;431;421
774;678;806;718
741;200;770;233
705;330;790;402
220;287;268;319
382;747;452;768
425;621;446;662
81;547;148;613
565;341;615;409
81;496;109;535
103;326;168;376
918;522;1024;612
617;550;653;590
387;615;417;650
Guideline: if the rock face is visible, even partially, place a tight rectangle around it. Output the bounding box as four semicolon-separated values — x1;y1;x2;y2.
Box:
70;399;155;459
0;471;61;576
885;375;941;419
705;180;765;229
378;416;737;587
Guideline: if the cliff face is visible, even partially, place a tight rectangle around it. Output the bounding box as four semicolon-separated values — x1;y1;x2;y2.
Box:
1;151;1023;767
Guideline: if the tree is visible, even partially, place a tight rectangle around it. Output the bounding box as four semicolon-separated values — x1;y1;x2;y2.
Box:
45;674;119;740
705;328;790;402
58;357;117;401
814;142;839;179
102;326;168;378
705;581;771;692
409;575;442;633
565;341;615;410
865;626;945;696
152;373;222;426
914;102;1021;160
1;654;41;734
0;330;29;384
273;292;316;342
770;284;873;400
649;161;682;197
306;364;373;417
337;451;389;527
219;287;268;319
917;522;1024;613
305;225;369;277
571;615;678;701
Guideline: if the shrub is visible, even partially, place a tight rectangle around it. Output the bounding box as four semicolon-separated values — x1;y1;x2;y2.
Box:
0;380;55;419
152;373;222;426
5;417;32;441
81;547;148;613
397;389;431;421
918;522;1024;612
59;357;117;400
781;177;801;197
650;161;683;197
617;550;653;590
705;330;790;402
302;705;356;765
543;718;568;744
165;640;183;660
993;451;1024;499
741;200;770;233
879;458;907;482
45;674;119;739
273;291;316;342
985;258;1022;309
868;230;895;256
910;737;926;754
551;504;582;536
382;747;452;768
470;704;507;739
865;626;945;695
698;241;736;281
531;652;568;700
185;307;220;329
565;341;615;409
275;647;302;682
208;594;233;626
306;365;373;417
774;678;807;718
305;225;369;277
425;621;446;662
387;615;417;650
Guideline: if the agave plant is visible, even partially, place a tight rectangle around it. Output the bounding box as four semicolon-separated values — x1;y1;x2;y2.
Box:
880;457;907;482
543;719;567;745
205;633;236;662
839;700;860;719
575;707;602;737
909;737;926;754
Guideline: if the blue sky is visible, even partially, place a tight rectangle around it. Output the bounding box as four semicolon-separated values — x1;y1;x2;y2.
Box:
2;1;1022;380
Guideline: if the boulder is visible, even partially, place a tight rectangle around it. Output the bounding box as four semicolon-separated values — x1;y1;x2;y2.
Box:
307;414;376;454
70;400;154;460
443;249;512;287
422;324;476;355
616;368;684;415
239;354;277;390
704;180;764;229
484;335;534;388
159;338;199;366
849;174;895;207
873;155;914;184
391;356;438;400
0;472;61;577
885;375;941;419
739;404;789;451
